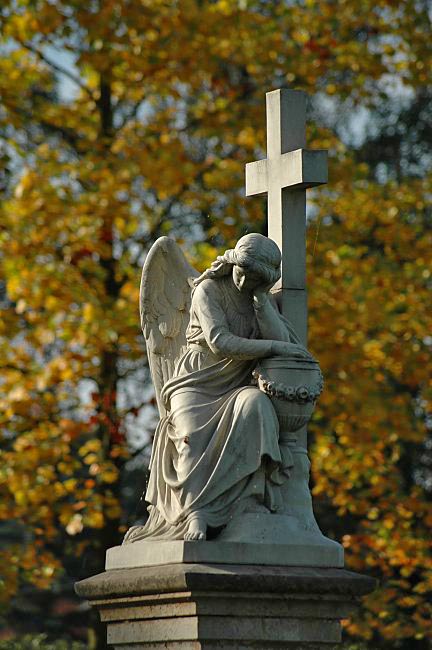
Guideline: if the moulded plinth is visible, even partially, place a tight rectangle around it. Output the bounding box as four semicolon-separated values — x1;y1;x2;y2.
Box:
75;563;376;649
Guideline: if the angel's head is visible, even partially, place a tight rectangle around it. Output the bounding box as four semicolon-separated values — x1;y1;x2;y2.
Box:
194;233;281;292
231;233;281;292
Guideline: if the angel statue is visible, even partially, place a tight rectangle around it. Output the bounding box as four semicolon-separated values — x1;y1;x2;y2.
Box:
123;233;313;543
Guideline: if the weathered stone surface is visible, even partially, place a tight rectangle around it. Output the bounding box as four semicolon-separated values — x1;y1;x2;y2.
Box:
107;615;340;645
246;88;328;339
126;231;330;547
71;88;375;649
108;645;339;650
75;563;376;600
106;525;343;571
118;88;340;563
75;563;376;649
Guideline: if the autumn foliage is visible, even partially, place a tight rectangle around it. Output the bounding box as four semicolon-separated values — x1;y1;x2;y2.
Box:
0;0;431;646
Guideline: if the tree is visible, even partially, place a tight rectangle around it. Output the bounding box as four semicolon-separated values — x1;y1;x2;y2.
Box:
310;93;432;646
0;0;430;647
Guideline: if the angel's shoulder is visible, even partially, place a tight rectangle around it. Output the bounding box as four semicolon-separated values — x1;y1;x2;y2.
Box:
192;279;222;305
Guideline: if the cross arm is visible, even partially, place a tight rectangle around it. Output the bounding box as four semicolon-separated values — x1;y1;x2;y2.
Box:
245;149;328;196
245;158;268;196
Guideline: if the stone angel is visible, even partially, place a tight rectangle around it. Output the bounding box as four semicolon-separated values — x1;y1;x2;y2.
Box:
123;233;313;543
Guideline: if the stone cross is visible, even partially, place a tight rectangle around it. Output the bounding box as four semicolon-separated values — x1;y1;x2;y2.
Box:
245;89;328;344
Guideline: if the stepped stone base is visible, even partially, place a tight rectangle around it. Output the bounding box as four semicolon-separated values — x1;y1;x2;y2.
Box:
75;563;376;649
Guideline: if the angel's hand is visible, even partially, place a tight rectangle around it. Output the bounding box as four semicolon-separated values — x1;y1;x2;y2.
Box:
253;281;274;307
271;341;314;360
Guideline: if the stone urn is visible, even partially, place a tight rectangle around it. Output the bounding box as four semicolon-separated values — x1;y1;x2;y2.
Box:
253;356;324;437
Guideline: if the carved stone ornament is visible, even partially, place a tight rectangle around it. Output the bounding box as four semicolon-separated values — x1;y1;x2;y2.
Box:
253;358;324;433
253;364;324;404
123;233;324;545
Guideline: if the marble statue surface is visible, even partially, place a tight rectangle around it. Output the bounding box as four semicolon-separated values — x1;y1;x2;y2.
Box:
123;233;317;544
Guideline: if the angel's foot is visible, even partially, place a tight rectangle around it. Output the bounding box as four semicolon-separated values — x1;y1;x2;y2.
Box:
184;515;206;541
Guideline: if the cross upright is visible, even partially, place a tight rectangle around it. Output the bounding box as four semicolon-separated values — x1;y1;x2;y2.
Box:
246;89;328;345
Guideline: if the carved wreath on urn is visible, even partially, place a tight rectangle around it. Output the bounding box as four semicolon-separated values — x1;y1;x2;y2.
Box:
252;368;324;404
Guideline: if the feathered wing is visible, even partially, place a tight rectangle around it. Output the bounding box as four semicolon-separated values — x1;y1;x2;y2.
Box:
140;237;199;417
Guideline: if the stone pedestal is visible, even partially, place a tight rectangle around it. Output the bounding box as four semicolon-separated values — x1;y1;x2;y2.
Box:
106;526;343;571
75;563;375;649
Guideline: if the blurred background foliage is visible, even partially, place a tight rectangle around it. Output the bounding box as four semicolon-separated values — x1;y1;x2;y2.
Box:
0;0;430;648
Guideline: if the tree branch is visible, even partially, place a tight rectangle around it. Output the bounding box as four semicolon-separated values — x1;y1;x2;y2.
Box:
17;39;97;103
2;96;83;153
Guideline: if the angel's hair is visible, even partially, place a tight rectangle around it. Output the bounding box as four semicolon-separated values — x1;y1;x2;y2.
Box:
194;233;281;287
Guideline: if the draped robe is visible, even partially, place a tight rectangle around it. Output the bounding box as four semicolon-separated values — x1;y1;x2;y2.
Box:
124;276;295;543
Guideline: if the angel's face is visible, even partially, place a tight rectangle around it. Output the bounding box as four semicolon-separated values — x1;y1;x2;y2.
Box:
232;265;263;293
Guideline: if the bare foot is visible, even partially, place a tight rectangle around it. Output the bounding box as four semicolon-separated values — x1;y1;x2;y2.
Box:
184;515;206;541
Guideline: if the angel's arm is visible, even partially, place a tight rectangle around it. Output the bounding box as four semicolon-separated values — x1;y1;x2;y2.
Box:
252;292;300;343
194;283;274;360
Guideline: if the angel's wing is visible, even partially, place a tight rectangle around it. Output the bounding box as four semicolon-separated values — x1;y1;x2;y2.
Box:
140;237;199;417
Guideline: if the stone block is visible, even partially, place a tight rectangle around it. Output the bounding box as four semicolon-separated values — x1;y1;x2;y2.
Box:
75;563;376;649
107;513;344;571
